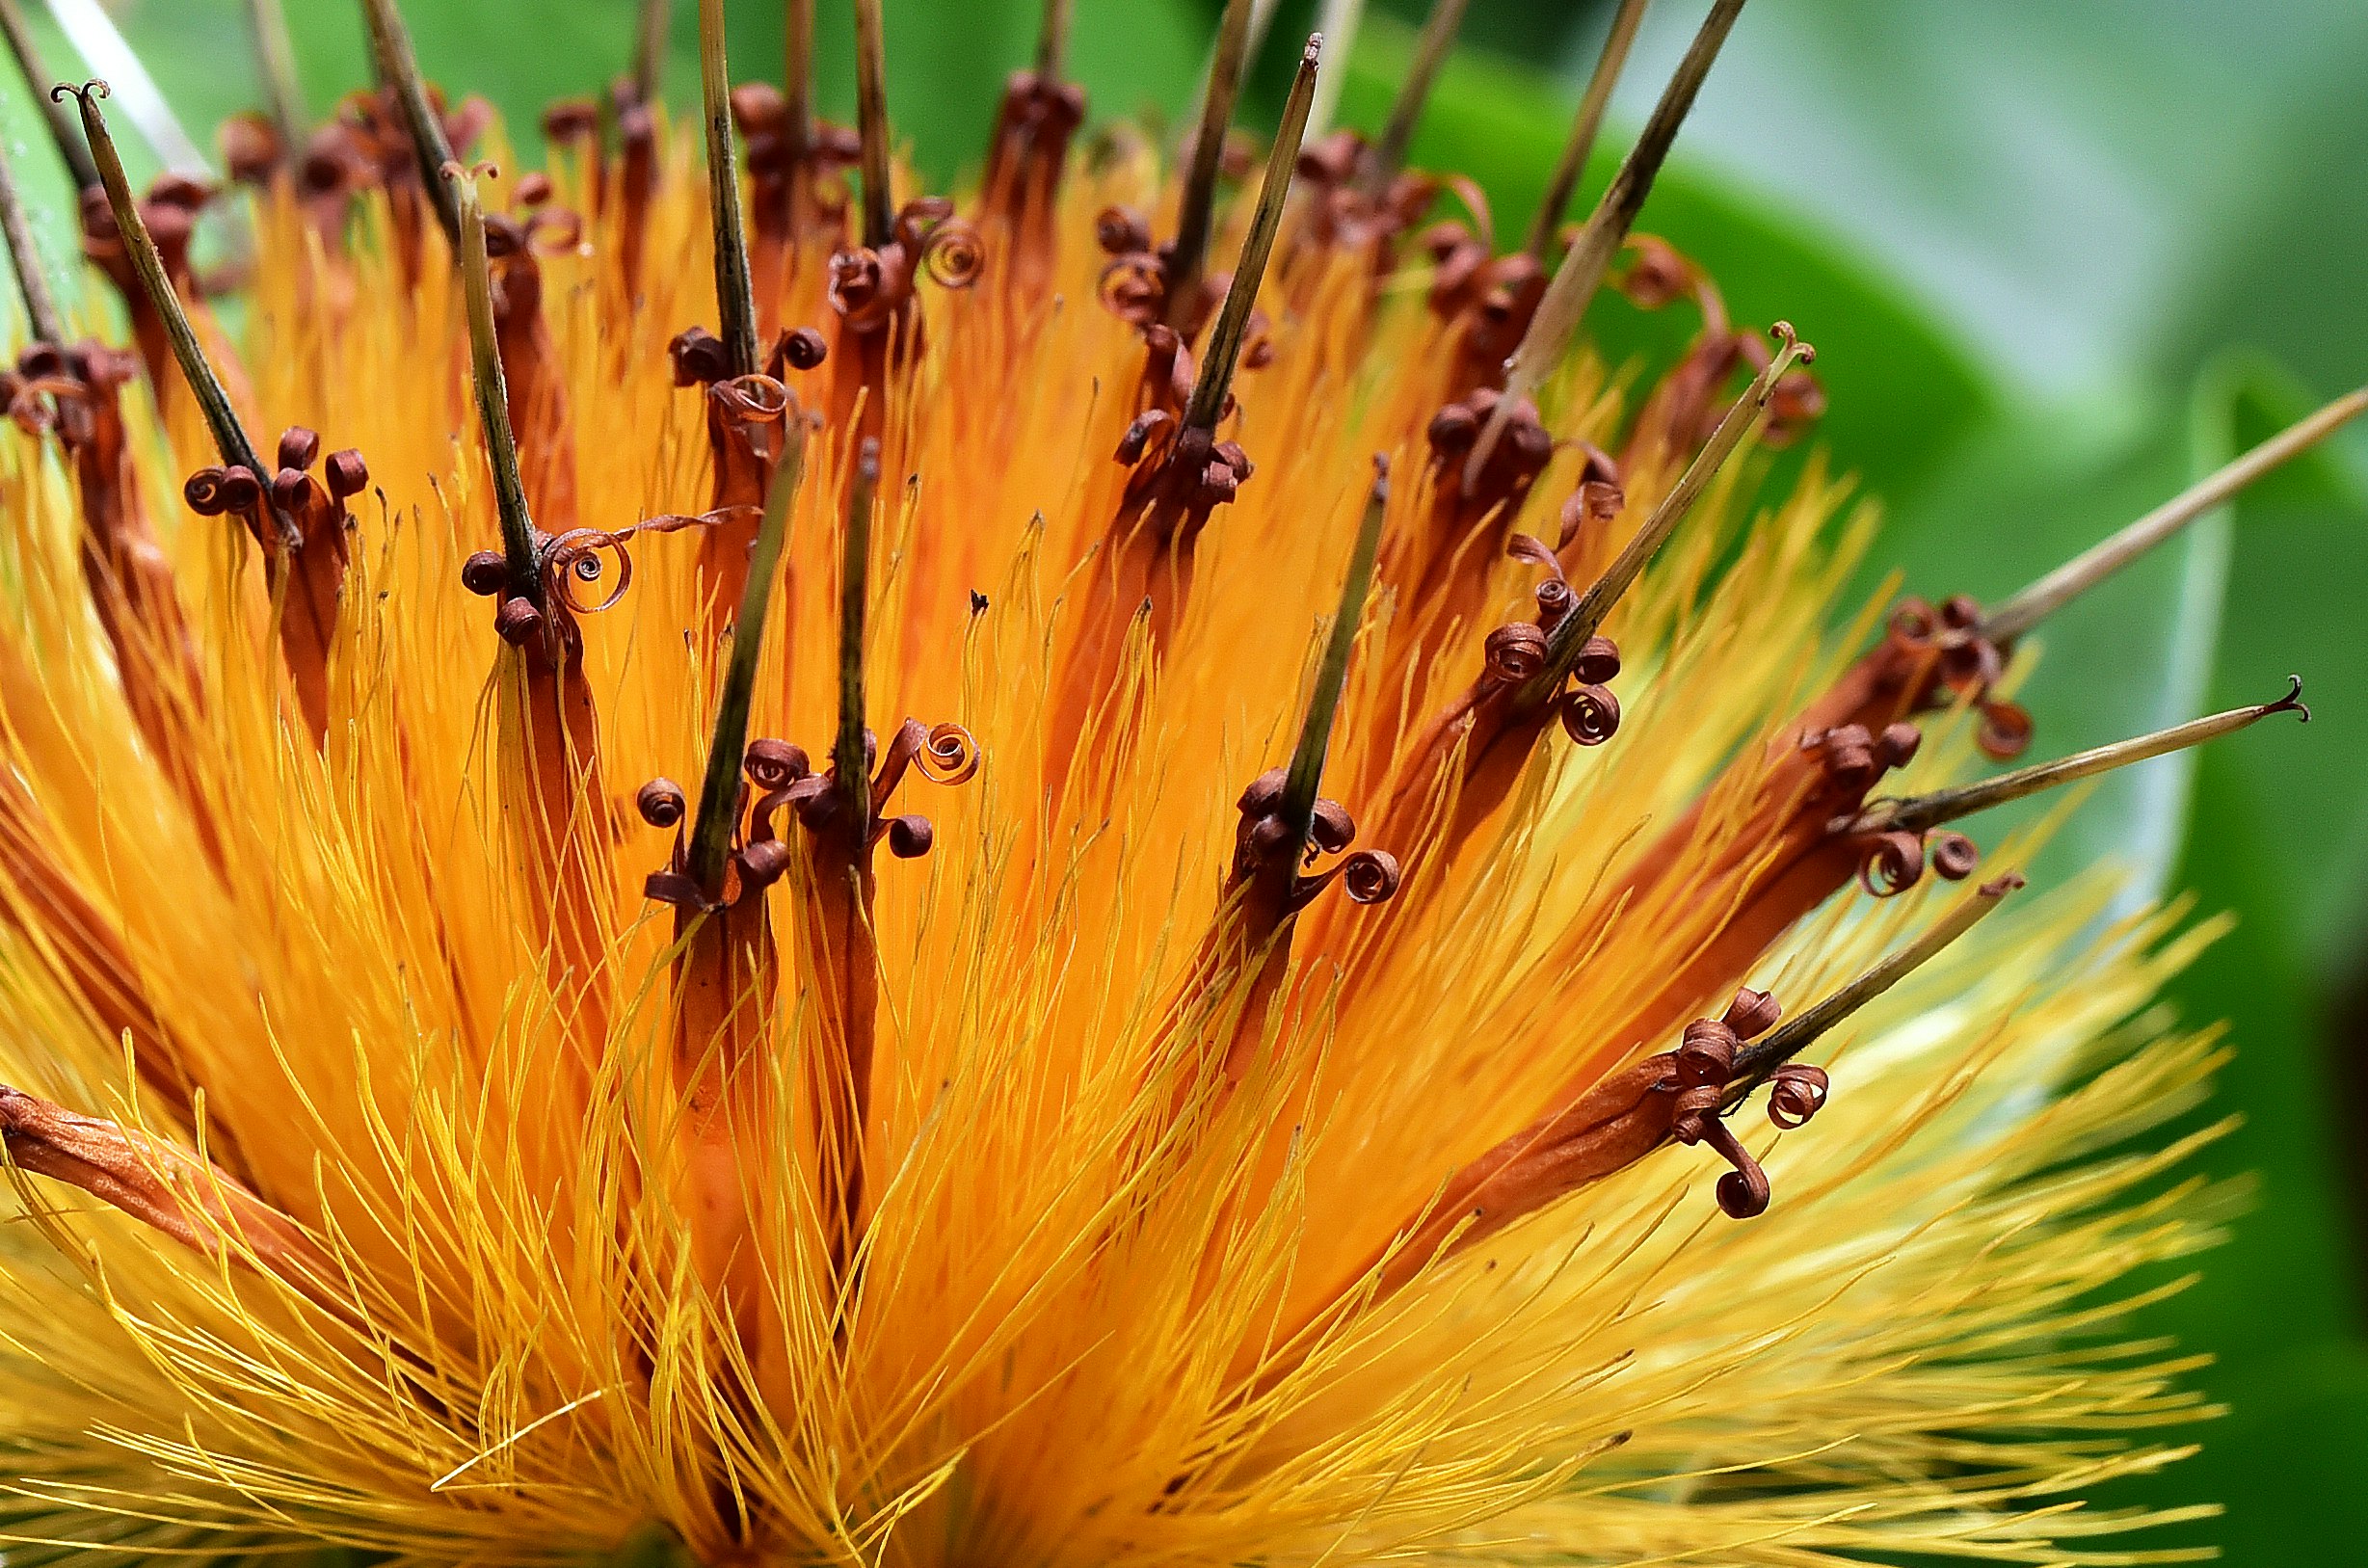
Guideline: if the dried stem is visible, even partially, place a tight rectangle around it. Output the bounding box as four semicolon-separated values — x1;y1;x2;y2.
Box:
1982;387;2368;644
360;0;462;245
0;133;65;345
784;0;814;157
1524;0;1650;259
443;162;539;604
1730;874;2019;1087
835;440;880;810
1522;324;1809;703
1276;458;1390;853
851;0;893;249
1165;0;1254;332
685;433;807;899
632;0;671;105
1036;0;1074;79
697;0;759;378
1362;0;1469;195
1180;33;1321;433
245;0;306;145
1847;679;2311;839
1468;0;1746;490
67;83;264;479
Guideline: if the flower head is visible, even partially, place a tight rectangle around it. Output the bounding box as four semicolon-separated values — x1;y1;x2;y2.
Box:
0;1;2353;1564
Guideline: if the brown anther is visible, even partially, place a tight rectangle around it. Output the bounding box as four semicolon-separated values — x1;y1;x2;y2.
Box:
782;326;829;370
460;549;507;597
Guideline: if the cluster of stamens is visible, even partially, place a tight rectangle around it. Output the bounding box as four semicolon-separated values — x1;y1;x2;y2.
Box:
1663;987;1828;1219
1230;768;1402;915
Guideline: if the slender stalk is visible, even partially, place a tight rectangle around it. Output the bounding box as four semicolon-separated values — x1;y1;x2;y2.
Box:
1520;325;1809;702
835;439;881;810
697;0;759;378
67;83;262;478
1524;0;1650;259
443;163;540;604
1180;34;1321;434
632;0;672;105
1468;0;1746;490
1982;387;2368;644
784;0;814;157
246;0;306;145
1846;680;2310;839
1035;0;1073;79
0;0;98;189
1361;0;1469;195
851;0;893;249
360;0;461;245
1731;874;2019;1086
1276;459;1390;850
0;134;65;345
686;431;809;897
1164;0;1254;332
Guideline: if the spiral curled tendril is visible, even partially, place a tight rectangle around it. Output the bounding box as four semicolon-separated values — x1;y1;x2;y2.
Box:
636;779;687;829
1097;252;1166;327
712;375;791;424
1857;829;1929;898
916;723;980;785
1560;684;1621;746
541;530;633;617
1766;1064;1829;1129
1340;850;1401;905
917;219;986;289
1482;622;1549;682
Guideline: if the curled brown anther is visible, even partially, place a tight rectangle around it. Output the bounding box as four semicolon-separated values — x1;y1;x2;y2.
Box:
1928;830;1981;881
1560;684;1620;746
1766;1063;1828;1129
492;598;545;645
744;738;812;792
636;779;688;829
1856;829;1929;898
782;327;829;371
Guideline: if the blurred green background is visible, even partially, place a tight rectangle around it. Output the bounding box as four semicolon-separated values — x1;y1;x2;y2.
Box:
5;1;2365;1562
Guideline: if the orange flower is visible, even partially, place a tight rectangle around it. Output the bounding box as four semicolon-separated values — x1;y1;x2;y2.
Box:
0;1;2353;1563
